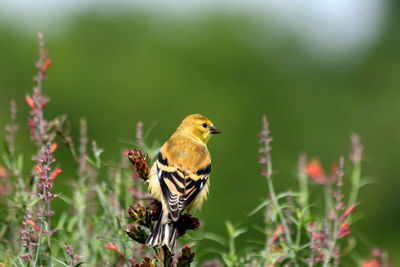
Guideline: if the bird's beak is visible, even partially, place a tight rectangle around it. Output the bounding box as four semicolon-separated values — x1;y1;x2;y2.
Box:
210;126;221;134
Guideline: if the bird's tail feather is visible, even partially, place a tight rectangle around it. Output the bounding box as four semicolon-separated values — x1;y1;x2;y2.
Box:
146;212;178;253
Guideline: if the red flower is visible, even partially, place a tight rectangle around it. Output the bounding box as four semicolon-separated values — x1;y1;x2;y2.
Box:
50;142;58;153
25;219;40;232
338;222;350;239
25;96;35;110
362;259;381;267
306;159;338;185
316;252;325;262
306;158;326;184
269;224;284;245
105;242;124;259
340;204;357;222
35;165;43;174
0;165;8;179
51;168;62;181
42;59;52;74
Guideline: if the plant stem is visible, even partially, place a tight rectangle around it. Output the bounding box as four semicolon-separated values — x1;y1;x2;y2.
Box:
298;154;310;219
324;186;333;217
323;218;339;267
33;201;46;267
299;172;309;218
267;178;298;265
348;161;361;207
76;179;88;261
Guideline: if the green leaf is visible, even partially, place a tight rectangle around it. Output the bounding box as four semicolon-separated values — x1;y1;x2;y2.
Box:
143;121;158;141
51;257;69;267
2;154;11;170
27;197;41;207
276;192;300;200
300;217;315;227
86;156;96;167
248;199;270;216
298;204;315;219
3;140;10;155
278;257;291;266
359;177;376;188
202;232;227;246
17;154;24;171
94;148;103;158
58;193;74;205
252;225;266;234
233;228;247;239
67;216;78;232
57;212;68;230
285;214;299;226
225;221;235;237
75;262;85;267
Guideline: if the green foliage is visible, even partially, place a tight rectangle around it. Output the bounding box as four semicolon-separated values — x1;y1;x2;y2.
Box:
1;8;400;265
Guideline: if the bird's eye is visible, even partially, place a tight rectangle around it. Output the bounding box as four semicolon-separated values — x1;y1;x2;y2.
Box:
202;123;208;128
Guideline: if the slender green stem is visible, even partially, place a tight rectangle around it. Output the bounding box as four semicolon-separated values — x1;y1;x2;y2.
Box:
295;220;302;250
298;164;310;219
76;179;88;261
348;161;361;207
267;178;298;266
33;201;47;267
324;186;333;217
323;218;339;267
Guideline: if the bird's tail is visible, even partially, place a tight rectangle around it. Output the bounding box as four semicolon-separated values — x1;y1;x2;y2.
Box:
146;212;178;253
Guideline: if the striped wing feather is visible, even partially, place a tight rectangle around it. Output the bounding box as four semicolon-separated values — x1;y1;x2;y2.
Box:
156;152;210;222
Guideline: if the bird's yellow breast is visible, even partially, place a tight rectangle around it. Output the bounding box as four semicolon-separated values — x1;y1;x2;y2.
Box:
161;133;211;175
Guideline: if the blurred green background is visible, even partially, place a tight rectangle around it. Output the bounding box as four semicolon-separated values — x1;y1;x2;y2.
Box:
1;0;400;263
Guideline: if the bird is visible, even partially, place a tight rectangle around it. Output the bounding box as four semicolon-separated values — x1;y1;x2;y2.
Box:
146;114;221;253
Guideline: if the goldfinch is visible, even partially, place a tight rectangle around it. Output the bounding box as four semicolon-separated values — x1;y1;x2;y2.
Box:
146;114;221;252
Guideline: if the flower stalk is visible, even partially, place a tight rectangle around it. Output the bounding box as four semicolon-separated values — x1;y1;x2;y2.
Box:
259;116;297;265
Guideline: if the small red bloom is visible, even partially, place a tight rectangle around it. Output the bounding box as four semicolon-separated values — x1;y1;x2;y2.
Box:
25;96;35;110
0;165;8;179
50;143;58;153
34;165;43;173
338;222;350;239
362;259;381;267
258;156;267;164
42;59;52;74
105;242;124;259
28;118;35;132
340;204;357;222
329;209;336;220
51;168;62;181
372;248;381;257
316;252;325;262
25;219;40;231
269;224;284;245
306;159;326;184
26;219;36;227
330;163;338;176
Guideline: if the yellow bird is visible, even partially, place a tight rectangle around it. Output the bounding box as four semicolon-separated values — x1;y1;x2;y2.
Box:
146;114;221;252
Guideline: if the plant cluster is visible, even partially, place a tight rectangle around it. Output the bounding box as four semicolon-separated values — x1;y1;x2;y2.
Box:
0;34;392;267
201;117;391;266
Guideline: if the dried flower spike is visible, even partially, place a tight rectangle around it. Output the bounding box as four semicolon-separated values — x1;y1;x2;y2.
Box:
125;224;148;244
177;246;195;267
127;149;150;180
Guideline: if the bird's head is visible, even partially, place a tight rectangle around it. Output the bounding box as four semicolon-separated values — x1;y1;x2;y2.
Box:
177;114;221;144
